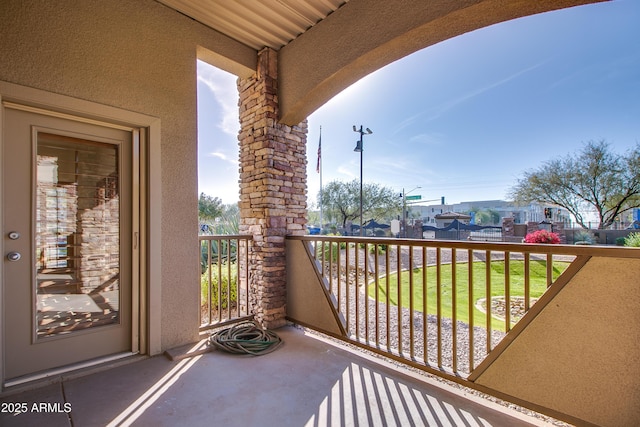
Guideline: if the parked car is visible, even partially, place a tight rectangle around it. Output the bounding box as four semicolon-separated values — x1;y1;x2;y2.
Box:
307;226;321;235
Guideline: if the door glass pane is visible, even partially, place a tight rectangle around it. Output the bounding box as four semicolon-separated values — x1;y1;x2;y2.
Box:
35;132;120;339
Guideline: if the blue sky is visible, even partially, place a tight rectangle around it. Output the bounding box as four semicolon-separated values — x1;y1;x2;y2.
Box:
197;0;640;208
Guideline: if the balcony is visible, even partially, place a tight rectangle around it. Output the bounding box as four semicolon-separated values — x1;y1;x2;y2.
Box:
2;234;638;427
6;1;636;425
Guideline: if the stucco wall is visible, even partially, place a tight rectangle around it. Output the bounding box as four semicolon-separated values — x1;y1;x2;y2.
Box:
285;239;344;336
474;257;640;427
0;0;255;350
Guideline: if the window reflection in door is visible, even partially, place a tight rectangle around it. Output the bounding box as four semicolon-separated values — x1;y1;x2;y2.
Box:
35;132;120;338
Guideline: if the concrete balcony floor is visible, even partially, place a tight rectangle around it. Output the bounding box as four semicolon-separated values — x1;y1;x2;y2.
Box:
1;326;554;427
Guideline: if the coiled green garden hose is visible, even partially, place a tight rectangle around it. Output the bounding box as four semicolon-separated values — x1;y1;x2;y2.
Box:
208;321;282;356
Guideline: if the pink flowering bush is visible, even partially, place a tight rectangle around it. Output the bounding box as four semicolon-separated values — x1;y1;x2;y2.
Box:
524;229;561;244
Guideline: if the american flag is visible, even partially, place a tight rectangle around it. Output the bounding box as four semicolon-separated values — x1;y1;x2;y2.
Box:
316;131;322;173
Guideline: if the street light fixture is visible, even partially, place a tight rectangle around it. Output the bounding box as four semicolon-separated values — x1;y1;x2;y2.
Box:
353;125;372;236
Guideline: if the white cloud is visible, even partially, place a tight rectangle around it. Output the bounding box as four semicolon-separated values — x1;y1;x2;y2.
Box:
197;61;239;136
408;133;443;145
436;61;547;114
208;151;238;165
336;164;358;179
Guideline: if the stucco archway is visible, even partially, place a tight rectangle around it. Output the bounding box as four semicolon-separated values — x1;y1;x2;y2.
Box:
277;0;606;125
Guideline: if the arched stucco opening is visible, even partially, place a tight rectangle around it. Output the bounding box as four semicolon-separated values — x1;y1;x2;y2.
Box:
277;0;606;125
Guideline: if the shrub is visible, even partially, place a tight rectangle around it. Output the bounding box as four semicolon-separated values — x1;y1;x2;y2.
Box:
524;229;561;244
201;263;238;309
616;236;627;246
573;230;594;245
200;239;238;274
315;239;339;262
624;232;640;247
369;243;387;254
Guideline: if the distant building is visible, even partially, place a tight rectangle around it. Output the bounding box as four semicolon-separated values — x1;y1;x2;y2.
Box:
410;200;571;226
434;212;472;228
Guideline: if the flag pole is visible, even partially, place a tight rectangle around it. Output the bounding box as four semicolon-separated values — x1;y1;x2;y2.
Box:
317;126;323;231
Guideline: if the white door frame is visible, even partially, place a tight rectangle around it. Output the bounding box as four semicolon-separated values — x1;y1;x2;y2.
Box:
0;81;162;388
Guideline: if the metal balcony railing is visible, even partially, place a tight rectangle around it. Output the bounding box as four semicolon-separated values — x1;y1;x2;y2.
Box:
199;235;252;330
288;235;632;380
199;233;637;424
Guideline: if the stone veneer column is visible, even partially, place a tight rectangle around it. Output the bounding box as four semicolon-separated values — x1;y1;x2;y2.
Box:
237;48;308;328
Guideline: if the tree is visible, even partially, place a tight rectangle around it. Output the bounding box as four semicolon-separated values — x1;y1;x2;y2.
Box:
319;180;401;228
198;193;223;222
470;208;501;225
509;140;640;229
306;201;321;226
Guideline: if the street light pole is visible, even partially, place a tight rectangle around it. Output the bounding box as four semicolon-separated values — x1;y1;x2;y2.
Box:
353;125;372;236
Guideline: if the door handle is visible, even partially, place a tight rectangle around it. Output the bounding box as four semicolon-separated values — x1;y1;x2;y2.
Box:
7;252;21;261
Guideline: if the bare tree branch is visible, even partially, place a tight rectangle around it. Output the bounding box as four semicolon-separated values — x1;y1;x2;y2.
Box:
509;140;640;229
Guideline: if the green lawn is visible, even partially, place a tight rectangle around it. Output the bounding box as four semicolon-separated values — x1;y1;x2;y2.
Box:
367;259;569;331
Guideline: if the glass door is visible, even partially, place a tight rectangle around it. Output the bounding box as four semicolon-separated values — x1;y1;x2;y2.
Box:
3;106;133;381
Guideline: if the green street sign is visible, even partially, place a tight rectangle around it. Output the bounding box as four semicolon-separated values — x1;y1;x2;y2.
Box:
406;195;421;200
